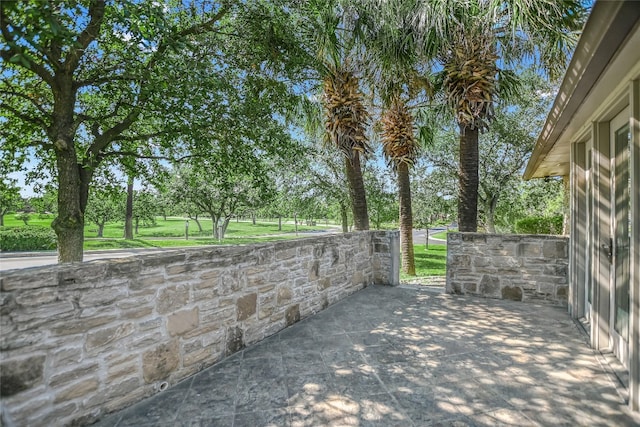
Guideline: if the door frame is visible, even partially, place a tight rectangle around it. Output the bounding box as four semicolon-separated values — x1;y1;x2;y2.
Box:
610;107;630;368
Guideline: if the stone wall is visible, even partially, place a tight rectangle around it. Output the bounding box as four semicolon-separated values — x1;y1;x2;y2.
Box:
446;233;568;305
0;231;399;427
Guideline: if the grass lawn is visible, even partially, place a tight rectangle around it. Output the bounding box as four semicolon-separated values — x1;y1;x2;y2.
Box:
400;244;447;279
431;230;449;240
2;215;340;250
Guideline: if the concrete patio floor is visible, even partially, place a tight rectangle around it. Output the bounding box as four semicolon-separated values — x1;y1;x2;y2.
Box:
92;285;640;427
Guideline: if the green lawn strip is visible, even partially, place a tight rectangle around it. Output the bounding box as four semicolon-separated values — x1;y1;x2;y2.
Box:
400;244;447;280
430;230;448;240
82;234;301;250
3;216;337;238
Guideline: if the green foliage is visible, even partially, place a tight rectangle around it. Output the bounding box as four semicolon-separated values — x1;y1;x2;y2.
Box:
0;226;57;251
515;215;564;235
363;162;397;230
14;212;30;225
0;179;22;225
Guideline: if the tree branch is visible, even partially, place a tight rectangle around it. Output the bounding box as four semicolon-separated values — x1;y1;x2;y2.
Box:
0;102;49;130
0;85;51;118
64;0;106;72
99;150;198;162
0;4;55;87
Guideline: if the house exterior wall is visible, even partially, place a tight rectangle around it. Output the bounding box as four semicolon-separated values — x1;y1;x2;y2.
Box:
0;231;399;426
565;81;640;411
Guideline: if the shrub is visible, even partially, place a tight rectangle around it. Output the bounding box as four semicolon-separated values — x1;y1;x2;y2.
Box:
0;226;57;251
515;215;564;235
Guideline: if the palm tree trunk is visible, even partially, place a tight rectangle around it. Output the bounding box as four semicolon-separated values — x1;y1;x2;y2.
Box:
398;162;415;275
344;154;369;231
458;124;479;232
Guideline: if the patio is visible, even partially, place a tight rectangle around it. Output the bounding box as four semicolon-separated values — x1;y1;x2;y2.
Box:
92;285;639;427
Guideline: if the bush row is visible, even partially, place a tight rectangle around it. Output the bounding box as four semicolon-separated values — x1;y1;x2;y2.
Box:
514;215;564;235
0;227;57;251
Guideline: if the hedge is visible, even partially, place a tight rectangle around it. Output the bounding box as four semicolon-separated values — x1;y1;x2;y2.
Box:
514;215;564;235
0;226;57;251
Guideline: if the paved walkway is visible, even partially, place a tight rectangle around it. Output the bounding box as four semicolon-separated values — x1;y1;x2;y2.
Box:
93;285;639;427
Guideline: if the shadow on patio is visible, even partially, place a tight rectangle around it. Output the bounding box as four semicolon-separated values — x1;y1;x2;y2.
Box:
93;285;639;426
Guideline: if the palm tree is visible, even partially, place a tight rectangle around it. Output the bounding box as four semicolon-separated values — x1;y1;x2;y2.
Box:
322;62;371;230
415;0;585;231
380;96;419;275
295;0;372;230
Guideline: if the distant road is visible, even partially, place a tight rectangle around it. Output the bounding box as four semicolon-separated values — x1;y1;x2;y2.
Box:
413;227;448;246
0;248;177;272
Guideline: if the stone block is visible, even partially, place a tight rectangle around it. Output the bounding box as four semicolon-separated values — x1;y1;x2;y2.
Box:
168;307;199;336
451;254;471;268
106;258;142;279
39;402;78;426
276;247;297;261
237;293;257;321
247;272;267;288
277;286;293;305
51;346;83;368
501;286;523;301
54;377;99;403
142;340;180;383
226;326;244;355
85;322;135;352
517;242;542;257
142;253;186;268
285;304;300;326
317;278;331;291
1;270;56;291
464;282;478;293
156;285;189;314
130;274;165;292
107;354;139;382
49;363;99;387
309;260;320;281
183;347;211;367
0;355;45;397
166;263;193;276
14;288;58;307
543;240;568;258
556;286;568;299
478;274;500;297
79;286;128;308
50;313;118;336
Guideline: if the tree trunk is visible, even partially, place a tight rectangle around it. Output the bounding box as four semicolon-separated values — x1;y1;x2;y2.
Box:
398;163;415;276
193;215;203;233
278;216;282;231
52;148;86;263
344;154;369;231
339;201;349;233
124;177;134;239
458;124;479;232
221;217;231;239
210;213;219;238
485;196;498;233
252;212;256;225
134;217;139;235
97;222;104;238
0;214;4;227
